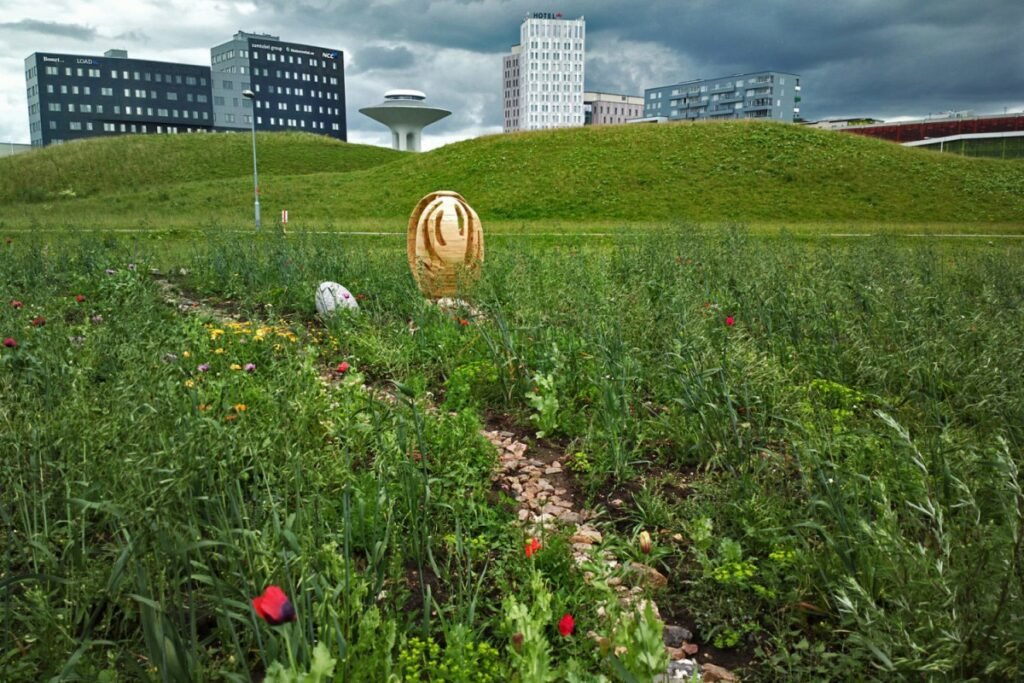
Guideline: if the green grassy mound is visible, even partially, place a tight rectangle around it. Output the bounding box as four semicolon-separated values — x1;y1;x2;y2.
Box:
0;131;402;204
3;122;1023;228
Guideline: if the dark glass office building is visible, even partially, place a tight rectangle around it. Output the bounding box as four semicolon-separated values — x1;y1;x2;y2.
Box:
25;49;214;147
210;32;346;140
24;32;347;147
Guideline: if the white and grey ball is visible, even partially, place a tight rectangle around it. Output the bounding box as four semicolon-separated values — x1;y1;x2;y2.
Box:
315;282;359;317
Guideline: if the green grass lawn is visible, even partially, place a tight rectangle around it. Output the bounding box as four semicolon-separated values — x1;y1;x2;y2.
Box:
2;228;1023;681
2;122;1023;231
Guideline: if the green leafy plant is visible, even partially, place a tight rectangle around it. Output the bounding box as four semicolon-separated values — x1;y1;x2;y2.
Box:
264;642;336;683
525;372;560;439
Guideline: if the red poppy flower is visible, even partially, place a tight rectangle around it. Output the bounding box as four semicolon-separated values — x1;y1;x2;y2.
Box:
75;294;86;303
31;316;46;327
525;537;541;558
725;316;735;327
10;300;22;309
558;613;575;637
252;585;296;625
336;361;350;374
3;337;16;348
459;318;469;327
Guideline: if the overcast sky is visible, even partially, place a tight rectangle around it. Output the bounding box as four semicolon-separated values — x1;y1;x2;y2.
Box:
1;0;1022;149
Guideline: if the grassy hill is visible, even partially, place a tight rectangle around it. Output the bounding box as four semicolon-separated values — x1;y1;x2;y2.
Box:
0;131;402;204
2;121;1023;229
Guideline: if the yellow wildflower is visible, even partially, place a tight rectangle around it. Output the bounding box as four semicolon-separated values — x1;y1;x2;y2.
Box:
234;403;247;412
214;347;225;355
183;351;191;358
230;363;241;371
184;379;194;388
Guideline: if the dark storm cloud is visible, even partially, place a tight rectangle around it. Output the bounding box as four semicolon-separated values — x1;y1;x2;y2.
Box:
256;0;1024;119
0;19;97;41
349;45;415;73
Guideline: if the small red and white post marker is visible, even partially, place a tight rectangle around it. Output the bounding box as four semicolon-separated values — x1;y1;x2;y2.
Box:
281;210;289;224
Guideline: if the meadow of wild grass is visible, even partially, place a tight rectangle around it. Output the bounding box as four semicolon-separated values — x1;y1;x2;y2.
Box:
2;227;1023;682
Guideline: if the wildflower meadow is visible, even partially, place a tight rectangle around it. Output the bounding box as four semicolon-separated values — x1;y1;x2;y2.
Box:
2;227;1023;681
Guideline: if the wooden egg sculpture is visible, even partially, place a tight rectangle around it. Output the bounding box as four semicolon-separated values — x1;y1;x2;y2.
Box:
407;191;484;298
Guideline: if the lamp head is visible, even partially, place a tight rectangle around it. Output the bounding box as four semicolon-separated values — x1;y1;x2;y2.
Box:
242;89;255;99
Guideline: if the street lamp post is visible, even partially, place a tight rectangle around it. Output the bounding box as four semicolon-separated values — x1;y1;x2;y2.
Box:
242;89;260;230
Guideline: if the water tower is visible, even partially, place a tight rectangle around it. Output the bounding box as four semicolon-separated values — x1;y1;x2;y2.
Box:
359;90;451;152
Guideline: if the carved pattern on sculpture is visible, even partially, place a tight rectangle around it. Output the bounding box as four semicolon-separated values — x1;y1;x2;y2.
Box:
407;191;484;297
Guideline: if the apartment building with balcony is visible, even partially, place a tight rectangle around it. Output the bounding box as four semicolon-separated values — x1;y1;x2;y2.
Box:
644;71;801;122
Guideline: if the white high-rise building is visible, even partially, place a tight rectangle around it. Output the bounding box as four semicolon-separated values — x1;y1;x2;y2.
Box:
503;12;585;133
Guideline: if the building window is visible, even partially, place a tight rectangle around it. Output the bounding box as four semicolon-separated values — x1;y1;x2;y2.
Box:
48;102;61;112
167;92;178;101
222;80;233;90
69;121;82;130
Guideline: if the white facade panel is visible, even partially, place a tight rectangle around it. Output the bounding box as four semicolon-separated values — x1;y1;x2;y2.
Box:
503;13;585;132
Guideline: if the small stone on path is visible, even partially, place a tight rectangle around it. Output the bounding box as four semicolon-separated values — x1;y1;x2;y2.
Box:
663;624;693;647
701;663;738;683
